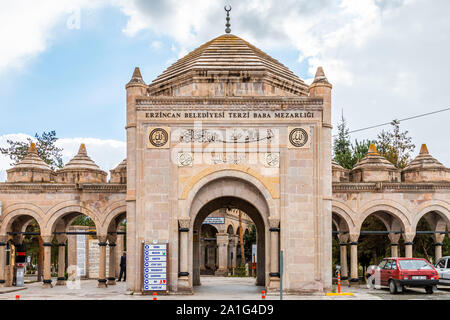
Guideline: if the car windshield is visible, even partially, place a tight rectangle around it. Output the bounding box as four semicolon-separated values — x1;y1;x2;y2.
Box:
398;259;432;270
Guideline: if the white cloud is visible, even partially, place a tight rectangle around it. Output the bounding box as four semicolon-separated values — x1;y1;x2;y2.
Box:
116;0;450;166
150;40;163;50
0;0;449;166
0;134;126;182
0;0;109;74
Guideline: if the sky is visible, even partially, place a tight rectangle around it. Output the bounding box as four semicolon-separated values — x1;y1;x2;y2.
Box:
0;0;449;180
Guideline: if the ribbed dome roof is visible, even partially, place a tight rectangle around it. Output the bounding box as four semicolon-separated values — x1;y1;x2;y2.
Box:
148;34;309;96
332;160;345;170
7;143;52;172
352;144;397;171
58;144;103;172
403;144;448;172
112;159;126;171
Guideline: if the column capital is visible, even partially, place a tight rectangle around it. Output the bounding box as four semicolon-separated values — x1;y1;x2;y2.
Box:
107;234;118;244
337;233;349;244
178;217;191;230
41;235;54;243
55;233;67;244
268;218;280;229
349;233;359;243
402;233;415;243
216;233;229;245
97;235;108;243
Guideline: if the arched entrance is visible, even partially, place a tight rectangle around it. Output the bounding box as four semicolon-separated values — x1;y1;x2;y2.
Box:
182;173;276;293
192;196;265;286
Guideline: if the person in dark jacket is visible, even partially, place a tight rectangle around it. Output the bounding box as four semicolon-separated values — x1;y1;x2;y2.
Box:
118;252;126;281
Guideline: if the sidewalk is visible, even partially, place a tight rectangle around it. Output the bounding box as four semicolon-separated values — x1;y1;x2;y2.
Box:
0;277;380;300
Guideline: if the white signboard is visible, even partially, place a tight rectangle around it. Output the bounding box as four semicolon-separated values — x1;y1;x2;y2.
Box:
76;231;86;277
203;217;225;224
252;244;257;263
143;243;168;292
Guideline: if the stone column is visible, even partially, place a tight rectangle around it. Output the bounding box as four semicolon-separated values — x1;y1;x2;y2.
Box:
390;243;399;258
200;240;206;271
434;233;445;263
97;235;108;288
215;233;229;276
107;235;117;285
403;233;415;258
207;244;216;270
349;234;359;286
268;218;280;291
42;235;53;288
337;234;349;286
339;243;349;286
230;236;238;271
178;217;191;292
388;233;400;258
55;235;67;286
0;235;7;287
116;226;125;278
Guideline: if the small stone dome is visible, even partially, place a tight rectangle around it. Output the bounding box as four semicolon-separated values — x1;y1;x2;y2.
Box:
351;144;401;182
110;159;126;184
402;144;450;182
56;144;107;183
332;160;349;182
6;143;55;183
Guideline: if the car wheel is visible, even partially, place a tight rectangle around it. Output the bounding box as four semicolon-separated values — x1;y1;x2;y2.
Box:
389;280;399;294
425;286;435;294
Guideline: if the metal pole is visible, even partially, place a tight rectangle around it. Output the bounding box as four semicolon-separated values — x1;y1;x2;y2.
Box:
280;250;283;300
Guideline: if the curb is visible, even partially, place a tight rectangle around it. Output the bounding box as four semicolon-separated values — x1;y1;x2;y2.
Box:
0;287;27;294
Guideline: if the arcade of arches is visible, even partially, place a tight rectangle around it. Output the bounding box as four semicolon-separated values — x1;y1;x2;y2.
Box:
0;32;449;294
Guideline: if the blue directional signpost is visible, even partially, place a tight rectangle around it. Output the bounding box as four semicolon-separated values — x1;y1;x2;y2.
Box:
142;243;169;295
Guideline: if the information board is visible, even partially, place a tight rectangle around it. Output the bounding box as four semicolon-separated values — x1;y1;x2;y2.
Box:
76;230;86;277
203;217;225;224
142;243;169;294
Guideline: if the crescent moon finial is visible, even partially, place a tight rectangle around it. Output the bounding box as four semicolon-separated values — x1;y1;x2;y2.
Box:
224;5;232;34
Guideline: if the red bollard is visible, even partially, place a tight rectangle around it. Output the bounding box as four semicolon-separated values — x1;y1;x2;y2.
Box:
261;290;266;299
338;272;341;294
153;292;157;300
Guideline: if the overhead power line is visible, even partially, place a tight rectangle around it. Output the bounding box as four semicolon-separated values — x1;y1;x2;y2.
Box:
333;107;450;137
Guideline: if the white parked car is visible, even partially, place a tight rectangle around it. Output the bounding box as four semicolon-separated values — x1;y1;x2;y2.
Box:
435;256;450;286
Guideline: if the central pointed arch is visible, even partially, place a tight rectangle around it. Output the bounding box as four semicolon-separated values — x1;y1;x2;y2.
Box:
183;170;277;290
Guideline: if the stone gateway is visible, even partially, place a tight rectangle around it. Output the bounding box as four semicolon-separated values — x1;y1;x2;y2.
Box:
0;30;448;296
125;33;333;294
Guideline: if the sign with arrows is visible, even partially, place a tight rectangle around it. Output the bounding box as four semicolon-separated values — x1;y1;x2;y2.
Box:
142;243;169;294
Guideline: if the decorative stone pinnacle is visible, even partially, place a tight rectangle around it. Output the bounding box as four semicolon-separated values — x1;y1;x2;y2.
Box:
224;5;232;34
312;66;329;84
127;67;145;85
78;143;87;156
419;144;429;155
132;67;142;79
368;144;379;155
28;142;37;154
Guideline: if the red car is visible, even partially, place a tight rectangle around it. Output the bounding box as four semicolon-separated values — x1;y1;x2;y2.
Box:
366;257;439;294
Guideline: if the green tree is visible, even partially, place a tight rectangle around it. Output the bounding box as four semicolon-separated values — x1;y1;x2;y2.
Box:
71;216;95;227
333;114;353;169
333;115;375;169
375;120;415;169
243;224;256;262
0;131;64;170
351;139;374;166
